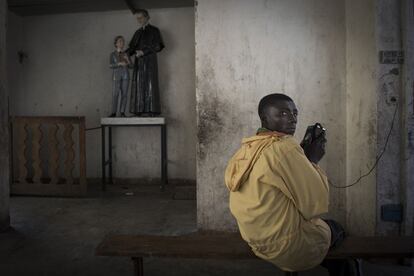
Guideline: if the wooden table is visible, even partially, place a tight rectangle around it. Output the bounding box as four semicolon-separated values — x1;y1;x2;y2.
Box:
101;117;167;191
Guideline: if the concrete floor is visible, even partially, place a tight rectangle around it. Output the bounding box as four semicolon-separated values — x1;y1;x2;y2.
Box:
0;183;412;276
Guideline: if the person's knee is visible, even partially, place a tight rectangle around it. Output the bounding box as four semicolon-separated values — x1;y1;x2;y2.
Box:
323;219;346;249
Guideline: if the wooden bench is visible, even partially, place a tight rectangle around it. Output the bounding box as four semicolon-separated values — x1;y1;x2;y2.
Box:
95;232;414;276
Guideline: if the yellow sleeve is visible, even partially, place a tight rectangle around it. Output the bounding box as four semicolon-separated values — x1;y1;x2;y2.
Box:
275;145;330;220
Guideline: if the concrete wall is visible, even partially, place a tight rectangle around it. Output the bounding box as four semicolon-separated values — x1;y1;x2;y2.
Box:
196;0;347;230
345;0;378;235
401;0;414;236
7;7;196;181
344;0;414;236
0;0;10;231
375;0;403;236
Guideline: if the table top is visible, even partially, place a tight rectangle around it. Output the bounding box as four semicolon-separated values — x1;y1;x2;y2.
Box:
101;117;165;125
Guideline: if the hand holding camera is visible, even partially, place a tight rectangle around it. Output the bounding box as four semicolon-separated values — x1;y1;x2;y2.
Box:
300;123;327;164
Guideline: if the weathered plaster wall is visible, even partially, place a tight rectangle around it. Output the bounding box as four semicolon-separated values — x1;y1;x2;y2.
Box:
375;0;403;236
345;0;378;235
401;0;414;236
7;8;196;181
0;0;10;231
196;0;347;230
344;0;413;236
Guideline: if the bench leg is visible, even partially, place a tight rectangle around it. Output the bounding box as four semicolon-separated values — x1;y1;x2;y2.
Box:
354;258;362;276
132;257;144;276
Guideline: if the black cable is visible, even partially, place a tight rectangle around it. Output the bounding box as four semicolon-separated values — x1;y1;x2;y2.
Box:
329;102;399;189
85;126;101;131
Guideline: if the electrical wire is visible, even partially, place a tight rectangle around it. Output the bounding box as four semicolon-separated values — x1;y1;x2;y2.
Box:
329;102;399;189
85;126;101;131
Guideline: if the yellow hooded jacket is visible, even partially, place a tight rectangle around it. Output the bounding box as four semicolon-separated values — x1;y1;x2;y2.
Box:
225;131;331;272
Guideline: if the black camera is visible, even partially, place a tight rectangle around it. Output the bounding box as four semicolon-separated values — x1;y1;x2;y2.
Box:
300;123;326;149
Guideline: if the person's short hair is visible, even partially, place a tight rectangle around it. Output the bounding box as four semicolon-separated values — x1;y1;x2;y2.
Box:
114;35;124;47
134;9;150;18
258;93;294;121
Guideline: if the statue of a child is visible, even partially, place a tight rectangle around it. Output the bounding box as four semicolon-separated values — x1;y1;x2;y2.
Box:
109;35;131;117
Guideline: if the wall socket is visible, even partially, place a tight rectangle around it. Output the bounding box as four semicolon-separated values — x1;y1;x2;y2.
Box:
381;204;403;222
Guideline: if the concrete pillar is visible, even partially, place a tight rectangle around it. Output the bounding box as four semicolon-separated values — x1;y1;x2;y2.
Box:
345;0;378;235
374;0;414;236
401;0;414;236
0;0;10;232
375;0;403;236
196;0;347;231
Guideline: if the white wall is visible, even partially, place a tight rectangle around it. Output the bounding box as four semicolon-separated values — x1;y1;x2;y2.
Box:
7;7;196;181
196;0;347;230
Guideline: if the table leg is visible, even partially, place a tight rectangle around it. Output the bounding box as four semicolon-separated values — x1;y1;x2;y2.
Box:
101;125;106;191
109;126;113;184
354;258;362;276
132;257;144;276
9;121;14;183
161;124;167;190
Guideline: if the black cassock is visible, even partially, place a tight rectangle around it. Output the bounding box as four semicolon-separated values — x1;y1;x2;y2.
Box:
126;24;165;115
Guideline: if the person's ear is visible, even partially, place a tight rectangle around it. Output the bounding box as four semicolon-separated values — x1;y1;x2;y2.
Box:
260;114;268;127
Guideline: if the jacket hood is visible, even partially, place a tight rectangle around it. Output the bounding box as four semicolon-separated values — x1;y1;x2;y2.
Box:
225;131;286;192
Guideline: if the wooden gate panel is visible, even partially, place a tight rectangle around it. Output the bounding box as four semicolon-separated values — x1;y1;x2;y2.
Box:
10;116;87;196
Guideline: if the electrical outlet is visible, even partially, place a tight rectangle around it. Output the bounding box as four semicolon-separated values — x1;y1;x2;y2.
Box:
381;204;403;222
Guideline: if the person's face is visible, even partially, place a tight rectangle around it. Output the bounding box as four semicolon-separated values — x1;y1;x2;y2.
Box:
136;13;149;27
262;100;298;135
116;38;124;50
